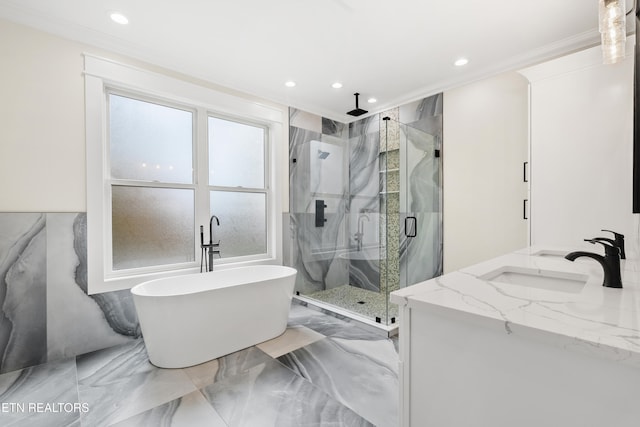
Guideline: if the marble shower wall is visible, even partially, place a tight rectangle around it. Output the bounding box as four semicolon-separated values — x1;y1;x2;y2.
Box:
288;108;350;295
0;212;140;374
398;94;444;286
287;95;443;305
348;115;382;292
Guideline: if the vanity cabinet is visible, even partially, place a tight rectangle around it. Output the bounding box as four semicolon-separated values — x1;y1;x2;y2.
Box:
391;249;640;427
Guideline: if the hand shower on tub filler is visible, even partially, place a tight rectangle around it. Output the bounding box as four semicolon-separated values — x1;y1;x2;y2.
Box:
200;215;221;272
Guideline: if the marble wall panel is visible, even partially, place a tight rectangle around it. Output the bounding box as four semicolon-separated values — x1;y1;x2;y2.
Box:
289;108;349;296
0;212;140;374
348;115;379;139
47;213;139;362
322;117;347;138
290;108;322;133
289;126;320;214
399;93;444;136
398;93;444;287
0;213;47;374
289;94;443;311
347;117;382;292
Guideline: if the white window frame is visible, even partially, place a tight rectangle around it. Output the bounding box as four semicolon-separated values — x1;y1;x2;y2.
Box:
85;54;285;294
207;113;271;261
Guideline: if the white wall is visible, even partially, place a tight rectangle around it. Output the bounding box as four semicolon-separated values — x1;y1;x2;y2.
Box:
520;41;636;255
0;19;86;211
443;72;529;273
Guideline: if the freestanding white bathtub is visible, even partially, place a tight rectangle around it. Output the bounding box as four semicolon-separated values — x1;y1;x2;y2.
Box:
131;265;297;368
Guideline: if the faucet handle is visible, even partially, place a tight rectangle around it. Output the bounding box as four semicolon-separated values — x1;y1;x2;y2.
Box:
584;238;620;258
601;230;626;259
602;229;624;239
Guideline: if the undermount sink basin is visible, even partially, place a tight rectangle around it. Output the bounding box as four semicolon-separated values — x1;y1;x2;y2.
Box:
528;249;568;258
480;266;588;293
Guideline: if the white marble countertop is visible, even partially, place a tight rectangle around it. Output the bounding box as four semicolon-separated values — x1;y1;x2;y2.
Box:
390;246;640;367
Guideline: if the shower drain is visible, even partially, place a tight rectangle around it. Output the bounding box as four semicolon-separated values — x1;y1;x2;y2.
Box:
357;301;366;304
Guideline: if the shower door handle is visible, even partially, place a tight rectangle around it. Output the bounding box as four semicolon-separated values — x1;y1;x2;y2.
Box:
405;216;417;238
315;200;327;227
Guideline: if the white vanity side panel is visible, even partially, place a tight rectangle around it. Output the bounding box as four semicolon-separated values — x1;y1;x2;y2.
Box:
406;306;640;427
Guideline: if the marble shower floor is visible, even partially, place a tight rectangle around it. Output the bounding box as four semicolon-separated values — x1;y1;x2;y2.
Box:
308;285;399;324
0;303;399;427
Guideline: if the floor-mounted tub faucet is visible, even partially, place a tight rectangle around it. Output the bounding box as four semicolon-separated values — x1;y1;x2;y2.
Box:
200;215;221;272
565;238;622;288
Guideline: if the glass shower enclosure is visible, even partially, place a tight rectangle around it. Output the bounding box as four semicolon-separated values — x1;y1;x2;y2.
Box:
288;105;442;329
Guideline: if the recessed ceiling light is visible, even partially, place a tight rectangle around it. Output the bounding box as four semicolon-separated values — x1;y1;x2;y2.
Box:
285;81;296;88
110;12;129;25
367;98;377;103
454;58;469;67
332;82;343;89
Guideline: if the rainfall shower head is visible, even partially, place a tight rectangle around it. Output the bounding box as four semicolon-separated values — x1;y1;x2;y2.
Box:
346;93;368;117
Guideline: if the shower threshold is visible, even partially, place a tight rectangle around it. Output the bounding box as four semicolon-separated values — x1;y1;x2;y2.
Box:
294;285;398;337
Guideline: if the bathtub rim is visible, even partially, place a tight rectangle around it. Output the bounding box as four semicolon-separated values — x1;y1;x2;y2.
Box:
131;264;297;298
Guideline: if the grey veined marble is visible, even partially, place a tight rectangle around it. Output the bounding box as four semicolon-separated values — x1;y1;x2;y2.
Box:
47;213;140;363
0;212;141;374
77;339;196;426
0;357;81;427
278;336;398;427
0;302;394;427
202;355;374;427
0;214;47;374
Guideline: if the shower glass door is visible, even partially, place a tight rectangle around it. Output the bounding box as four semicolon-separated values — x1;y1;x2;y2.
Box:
380;118;443;324
398;121;443;291
288;107;442;328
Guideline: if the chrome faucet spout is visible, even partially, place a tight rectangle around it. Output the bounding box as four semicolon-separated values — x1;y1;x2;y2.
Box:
355;213;370;252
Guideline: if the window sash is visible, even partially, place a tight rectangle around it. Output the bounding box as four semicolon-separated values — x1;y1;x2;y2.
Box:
105;94;272;276
85;54;284;294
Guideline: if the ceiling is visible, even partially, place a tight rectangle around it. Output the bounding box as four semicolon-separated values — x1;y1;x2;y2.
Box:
0;0;621;122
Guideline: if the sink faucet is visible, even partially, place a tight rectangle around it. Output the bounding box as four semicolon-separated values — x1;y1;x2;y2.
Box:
200;215;221;272
600;229;626;260
354;213;370;251
564;239;622;288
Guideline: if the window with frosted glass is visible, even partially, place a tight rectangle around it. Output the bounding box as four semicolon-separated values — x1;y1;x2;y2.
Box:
109;93;195;271
210;191;266;257
109;94;194;184
208;117;265;188
208;116;268;258
112;187;195;270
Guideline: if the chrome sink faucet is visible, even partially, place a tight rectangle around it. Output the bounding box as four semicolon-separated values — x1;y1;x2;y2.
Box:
565;238;622;288
354;212;370;251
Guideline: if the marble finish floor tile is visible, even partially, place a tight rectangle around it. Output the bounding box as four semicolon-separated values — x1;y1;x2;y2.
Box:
0;302;398;427
183;346;274;390
288;303;369;337
256;325;325;358
0;358;81;427
278;336;399;427
77;339;197;426
111;390;226;427
202;357;374;427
